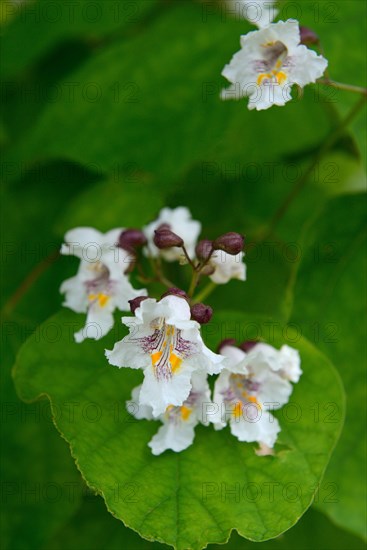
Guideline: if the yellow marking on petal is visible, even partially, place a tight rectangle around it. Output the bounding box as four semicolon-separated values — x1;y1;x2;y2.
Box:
232;401;243;419
170;353;182;373
88;293;110;307
180;406;192;421
275;59;282;69
276;71;287;85
257;72;271;85
248;395;262;409
98;293;109;307
151;351;163;365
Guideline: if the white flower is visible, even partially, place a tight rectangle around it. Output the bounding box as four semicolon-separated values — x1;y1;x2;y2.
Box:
209;250;246;284
143;207;201;262
213;342;301;449
106;295;224;416
61;227;129;278
240;342;302;382
227;0;278;29
60;227;146;343
221;19;328;110
128;372;214;455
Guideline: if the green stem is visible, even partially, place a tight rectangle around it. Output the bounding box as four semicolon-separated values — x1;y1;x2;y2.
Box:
149;256;175;288
192;281;217;304
181;245;196;269
318;78;367;96
260;93;367;241
187;271;201;299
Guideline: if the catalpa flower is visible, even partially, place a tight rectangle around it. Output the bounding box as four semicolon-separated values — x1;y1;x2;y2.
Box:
127;372;214;455
143;207;201;262
209;250;246;284
106;295;224;416
60;227;146;342
213;341;301;449
227;0;278;29
240;341;302;382
221;19;328;110
61;227;129;278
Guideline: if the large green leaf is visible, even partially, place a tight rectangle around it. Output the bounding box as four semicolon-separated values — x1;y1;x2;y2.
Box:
1;341;83;550
7;1;335;181
1;0;158;78
14;310;344;549
290;192;367;539
45;494;367;550
289;0;367;163
1;304;84;550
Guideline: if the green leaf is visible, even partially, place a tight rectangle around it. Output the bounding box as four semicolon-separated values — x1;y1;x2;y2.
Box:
1;310;83;550
45;495;367;550
54;176;166;234
290;192;367;540
14;310;344;549
8;2;335;181
296;0;367;164
1;0;158;78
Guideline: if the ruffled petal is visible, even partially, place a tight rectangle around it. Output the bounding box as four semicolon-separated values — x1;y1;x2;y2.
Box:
139;364;194;417
148;421;196;455
230;410;280;448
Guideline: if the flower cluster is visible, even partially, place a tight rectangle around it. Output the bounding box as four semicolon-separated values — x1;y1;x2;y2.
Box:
221;14;328;110
60;206;301;455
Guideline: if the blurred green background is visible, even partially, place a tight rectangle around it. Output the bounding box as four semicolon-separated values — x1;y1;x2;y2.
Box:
1;0;366;549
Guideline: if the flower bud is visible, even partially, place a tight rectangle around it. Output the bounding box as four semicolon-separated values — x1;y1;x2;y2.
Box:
161;287;188;301
195;239;213;261
128;296;149;314
213;232;244;255
191;303;213;324
240;340;259;352
299;26;319;46
118;229;147;251
200;264;215;276
217;338;236;353
153;228;183;249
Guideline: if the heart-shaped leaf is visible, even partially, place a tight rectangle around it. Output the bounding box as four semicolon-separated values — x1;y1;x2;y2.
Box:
14;310;344;549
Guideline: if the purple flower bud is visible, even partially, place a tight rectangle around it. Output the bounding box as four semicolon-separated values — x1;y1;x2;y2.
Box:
191;303;213;324
299;26;319;46
161;287;188;301
153;228;184;249
128;296;149;314
118;229;147;251
217;338;237;354
213;232;244;255
157;223;171;231
240;340;259;352
195;239;213;261
200;264;216;276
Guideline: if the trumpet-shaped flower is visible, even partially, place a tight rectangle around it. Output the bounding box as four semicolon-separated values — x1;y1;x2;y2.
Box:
127;372;214;455
60;260;145;343
61;227;130;278
106;295;224;416
221;19;328;110
213;342;301;449
143;207;201;262
60;227;146;342
239;342;302;382
209;250;246;284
